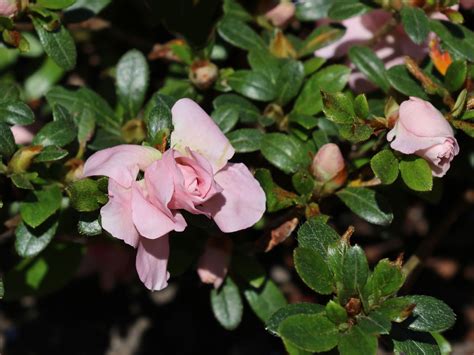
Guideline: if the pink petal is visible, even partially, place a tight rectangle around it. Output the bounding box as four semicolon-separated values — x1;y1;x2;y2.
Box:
100;179;140;248
131;181;186;239
11;125;34;145
388;120;447;154
197;236;232;289
171;98;234;173
136;235;170;291
416;138;459;177
200;163;266;233
83;144;161;188
264;3;295;28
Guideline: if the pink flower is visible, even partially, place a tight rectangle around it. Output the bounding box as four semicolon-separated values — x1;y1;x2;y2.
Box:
264;2;295;28
461;0;474;9
11;125;34;145
311;143;347;194
197;236;232;288
315;10;426;93
387;97;459;177
0;0;17;17
83;99;266;291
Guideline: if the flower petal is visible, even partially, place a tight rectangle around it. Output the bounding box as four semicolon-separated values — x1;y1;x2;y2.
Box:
200;163;266;233
388;120;447;154
171;98;234;172
136;235;170;291
100;179;140;248
131;182;186;239
83;144;161;188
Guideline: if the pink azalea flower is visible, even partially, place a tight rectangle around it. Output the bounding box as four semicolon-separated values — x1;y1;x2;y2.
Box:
83;99;266;291
0;0;17;17
197;235;232;289
264;2;296;28
11;125;35;145
387;97;459;177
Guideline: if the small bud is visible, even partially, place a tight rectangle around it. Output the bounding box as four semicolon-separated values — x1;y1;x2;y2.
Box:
189;60;218;90
121;119;146;144
311;143;347;194
64;158;84;183
8;145;42;174
197;236;233;289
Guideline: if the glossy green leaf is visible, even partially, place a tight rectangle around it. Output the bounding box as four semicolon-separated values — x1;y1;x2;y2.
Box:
34;145;68;162
275;60;305;105
430;20;474;62
212;106;239;133
228;70;277;102
15;219;58;257
399;156;433;192
357;311;392;335
295;0;332;21
391;326;441;355
348;46;390;92
217;18;266;51
0;122;16;157
400;6;430;45
266;303;325;336
213;94;261;124
342;245;369;298
297;218;339;258
445;60;467;92
338;325;377;355
78;212;102;236
294;247;334;294
371;150;399;184
404;295;456;332
20;185;62;228
328;0;371;20
227;128;263;153
325;300;348;324
211;277;243;330
387;65;429;100
322;92;355;124
244;280;287;323
0;101;35;125
261;133;310;173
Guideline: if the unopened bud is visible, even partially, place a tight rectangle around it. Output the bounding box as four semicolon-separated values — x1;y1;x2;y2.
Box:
189;60;218;90
64;158;84;183
121;119;146;144
197;235;232;289
264;2;295;28
8;145;42;173
311;143;347;193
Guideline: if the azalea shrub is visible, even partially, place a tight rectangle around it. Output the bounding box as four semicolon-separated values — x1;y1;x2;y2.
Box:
0;0;473;353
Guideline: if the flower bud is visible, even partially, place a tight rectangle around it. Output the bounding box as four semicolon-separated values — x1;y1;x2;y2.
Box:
311;143;347;193
64;158;84;183
189;60;218;90
264;2;295;28
8;145;42;173
197;235;232;289
121;118;146;144
0;0;17;17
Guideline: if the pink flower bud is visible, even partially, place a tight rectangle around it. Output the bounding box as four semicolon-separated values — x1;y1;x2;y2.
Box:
311;143;347;187
0;0;17;17
387;97;459;177
11;125;34;145
264;2;295;28
197;236;232;289
461;0;474;9
189;60;218;90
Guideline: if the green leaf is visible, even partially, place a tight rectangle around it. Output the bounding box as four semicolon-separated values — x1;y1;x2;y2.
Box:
314;64;351;93
248;49;282;84
32;109;76;147
67;178;108;212
295;0;332;21
377;297;416;322
364;259;405;305
0;82;20;102
266;303;325;336
342;245;369;298
227;128;263;153
34;145;68;162
255;168;301;212
228;70;277;102
391;326;441;355
213;94;261;124
25;58;65;101
404;295;456;332
298;25;345;58
210;277;243;330
400;7;430;45
20;185;62;228
354;94;369;119
322;92;355;124
279;314;339;352
78;212;102;236
357;311;392;335
275;60;305;106
338;325;377;355
444;60;467;92
432;332;452;355
261;133;310;173
399;156;433;192
292;170;315;195
387;65;429;100
32;18;77;71
212;106;239;133
11;173;34;190
371;150;399;185
327;240;349;287
0;122;16;158
144;93;173;144
294;247;333;294
0;101;35;125
116;49;149;117
217;18;266;51
244;280;287;323
430;20;474;62
348;46;390;92
325;300;348;324
232;254;266;288
36;0;76;9
328;0;371;20
337;187;393;226
223;0;252;22
15;219;58;258
297;218;339;258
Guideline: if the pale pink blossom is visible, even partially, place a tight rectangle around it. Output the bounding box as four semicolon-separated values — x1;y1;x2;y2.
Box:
83;99;266;291
11;125;34;145
0;0;17;17
197;236;232;288
311;143;347;193
388;97;459;177
265;2;295;28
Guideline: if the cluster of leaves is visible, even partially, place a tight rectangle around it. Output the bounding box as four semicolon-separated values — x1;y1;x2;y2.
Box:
266;218;456;355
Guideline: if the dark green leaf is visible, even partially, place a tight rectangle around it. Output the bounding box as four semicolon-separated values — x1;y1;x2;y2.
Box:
364;259;405;305
223;0;252;21
266;303;325;336
399;156;433;192
338;325;377;355
212;106;239;133
228;70;277;102
68;178;108;212
0;101;35;125
255;169;301;212
20;185;62;228
295;0;332;21
430;20;474;62
348;46;390;92
357;311;392;335
370;150;399;185
275;60;305;106
261;133;310;173
404;295;456;332
322;92;355;124
217;18;266;51
342;245;369;298
328;0;371;20
400;7;430;45
211;277;243;330
227;128;263;153
33;145;68;162
297;218;339;258
387;65;429;100
244;280;287;323
0;122;16;158
213;94;261;124
391;325;441;355
294;247;333;294
336;187;393;226
445;60;467;92
32;113;76;147
15;219;58;257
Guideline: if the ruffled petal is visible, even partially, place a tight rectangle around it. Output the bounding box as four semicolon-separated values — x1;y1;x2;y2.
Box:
135;235;170;291
100;179;140;248
200;163;266;233
83;144;161;188
171;98;234;173
389;120;447;154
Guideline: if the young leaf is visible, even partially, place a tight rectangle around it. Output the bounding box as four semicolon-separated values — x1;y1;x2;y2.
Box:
297;218;339;258
294;247;334;294
399;156;433;192
325;300;348;324
336;187;394;226
364;259;405;305
278;314;339;353
400;7;430;45
116;49;150;117
210;277;243;330
20;185;62;228
342;245;369;298
266;303;325;336
370;150;399;185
